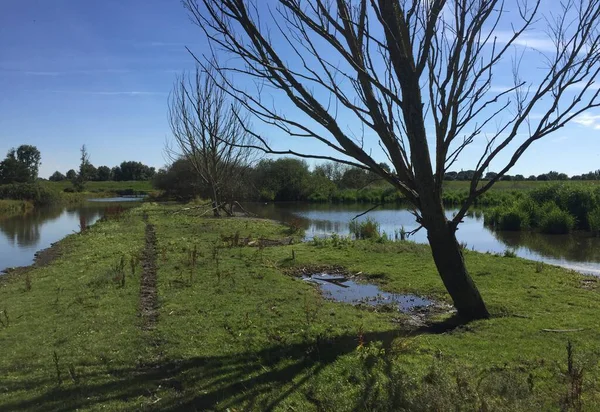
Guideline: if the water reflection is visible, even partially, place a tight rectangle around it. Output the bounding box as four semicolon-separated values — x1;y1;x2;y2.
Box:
245;202;600;276
0;202;137;272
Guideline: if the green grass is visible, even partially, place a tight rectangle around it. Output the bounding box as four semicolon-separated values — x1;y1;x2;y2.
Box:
42;180;153;194
1;204;600;410
0;199;33;217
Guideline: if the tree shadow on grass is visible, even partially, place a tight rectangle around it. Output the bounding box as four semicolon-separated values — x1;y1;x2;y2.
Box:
0;319;466;412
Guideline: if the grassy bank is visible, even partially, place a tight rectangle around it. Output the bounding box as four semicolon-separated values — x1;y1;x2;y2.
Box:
1;204;600;410
0;199;33;217
0;181;155;217
41;180;153;194
484;184;600;234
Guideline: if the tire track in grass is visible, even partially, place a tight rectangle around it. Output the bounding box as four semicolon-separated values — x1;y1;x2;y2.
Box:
140;213;158;330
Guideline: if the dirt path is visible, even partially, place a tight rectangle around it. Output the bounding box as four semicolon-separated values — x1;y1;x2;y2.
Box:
140;214;158;330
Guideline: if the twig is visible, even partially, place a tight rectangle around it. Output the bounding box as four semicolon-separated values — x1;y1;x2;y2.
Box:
541;328;584;333
233;201;257;217
351;204;381;221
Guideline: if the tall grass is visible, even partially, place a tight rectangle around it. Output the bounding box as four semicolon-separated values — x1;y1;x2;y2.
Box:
349;218;380;239
0;183;60;207
0;199;34;216
484;184;600;234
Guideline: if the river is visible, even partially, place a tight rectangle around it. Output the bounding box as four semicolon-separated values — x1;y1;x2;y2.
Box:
3;201;600;276
244;202;600;276
0;198;141;273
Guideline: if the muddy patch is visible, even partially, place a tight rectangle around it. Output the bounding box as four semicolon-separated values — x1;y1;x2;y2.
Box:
139;216;158;330
303;273;432;312
288;265;441;317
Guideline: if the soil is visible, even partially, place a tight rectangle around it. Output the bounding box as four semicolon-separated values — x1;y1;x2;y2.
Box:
139;215;159;330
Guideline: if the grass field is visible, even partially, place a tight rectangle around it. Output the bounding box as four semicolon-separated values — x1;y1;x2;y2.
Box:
41;180;154;194
443;179;600;192
1;204;600;410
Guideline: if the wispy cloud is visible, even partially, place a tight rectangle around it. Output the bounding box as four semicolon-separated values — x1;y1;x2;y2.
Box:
485;30;556;52
573;113;600;129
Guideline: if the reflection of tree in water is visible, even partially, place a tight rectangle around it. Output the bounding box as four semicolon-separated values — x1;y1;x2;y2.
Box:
0;208;64;246
0;206;106;247
493;230;600;263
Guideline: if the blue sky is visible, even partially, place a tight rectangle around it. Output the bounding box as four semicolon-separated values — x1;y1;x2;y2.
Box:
1;0;599;178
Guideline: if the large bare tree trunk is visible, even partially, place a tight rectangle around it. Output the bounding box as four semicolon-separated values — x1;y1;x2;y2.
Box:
425;212;489;320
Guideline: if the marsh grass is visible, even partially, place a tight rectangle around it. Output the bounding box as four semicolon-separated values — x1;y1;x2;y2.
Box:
2;204;600;410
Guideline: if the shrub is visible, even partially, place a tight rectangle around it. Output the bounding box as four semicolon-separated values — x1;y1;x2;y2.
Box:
587;208;600;236
540;207;575;234
0;183;60;206
498;208;529;231
349;217;380;239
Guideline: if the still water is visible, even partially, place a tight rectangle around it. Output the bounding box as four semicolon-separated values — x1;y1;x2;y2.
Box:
245;203;600;276
0;199;139;272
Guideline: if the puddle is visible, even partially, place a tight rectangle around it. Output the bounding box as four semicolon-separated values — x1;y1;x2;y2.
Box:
303;273;432;312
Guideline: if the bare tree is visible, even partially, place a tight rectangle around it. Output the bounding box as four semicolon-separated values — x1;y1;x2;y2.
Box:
168;65;257;216
185;0;600;320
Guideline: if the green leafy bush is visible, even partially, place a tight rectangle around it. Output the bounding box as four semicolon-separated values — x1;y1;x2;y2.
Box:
0;183;60;206
539;206;575;234
349;218;380;239
498;208;529;231
587;208;600;236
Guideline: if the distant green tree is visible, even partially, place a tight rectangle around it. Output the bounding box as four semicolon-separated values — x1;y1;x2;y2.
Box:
153;158;204;200
537;174;549;181
113;161;155;181
66;169;77;180
96;166;112;181
252;158;311;201
527;175;537;181
514;174;525;181
72;145;90;192
484;172;498;180
0;145;41;184
340;167;371;189
49;171;66;181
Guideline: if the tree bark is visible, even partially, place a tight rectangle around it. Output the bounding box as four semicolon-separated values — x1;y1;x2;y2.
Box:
425;213;490;320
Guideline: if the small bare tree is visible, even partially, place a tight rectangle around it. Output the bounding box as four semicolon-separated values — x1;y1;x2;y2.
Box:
186;0;600;320
168;65;257;216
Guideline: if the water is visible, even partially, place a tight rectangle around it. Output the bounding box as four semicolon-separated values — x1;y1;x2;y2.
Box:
303;273;432;311
0;200;140;272
245;203;600;276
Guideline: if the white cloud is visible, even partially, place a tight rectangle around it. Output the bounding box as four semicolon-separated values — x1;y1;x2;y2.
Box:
486;30;556;52
573;113;600;129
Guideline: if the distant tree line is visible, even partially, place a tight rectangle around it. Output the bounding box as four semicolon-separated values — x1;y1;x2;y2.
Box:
49;161;156;182
443;170;596;182
155;157;404;202
155;156;600;203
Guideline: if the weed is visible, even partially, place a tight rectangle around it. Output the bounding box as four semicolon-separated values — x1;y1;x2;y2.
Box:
504;249;517;258
0;308;8;328
562;341;584;412
186;244;198;284
53;351;62;386
68;364;79;384
535;261;545;273
24;273;31;291
349;218;380;240
78;215;88;233
288;217;303;234
395;226;407;241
